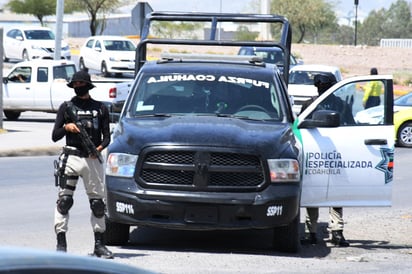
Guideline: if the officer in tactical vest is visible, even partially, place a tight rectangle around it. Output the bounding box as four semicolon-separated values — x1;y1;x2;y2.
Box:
52;70;113;258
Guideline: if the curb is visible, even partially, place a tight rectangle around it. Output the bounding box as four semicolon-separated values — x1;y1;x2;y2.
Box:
0;146;62;157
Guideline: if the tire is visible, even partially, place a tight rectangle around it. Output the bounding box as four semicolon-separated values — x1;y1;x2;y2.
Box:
101;61;110;77
4;110;21;121
22;49;30;61
397;122;412;147
104;216;130;246
79;57;87;71
272;212;300;253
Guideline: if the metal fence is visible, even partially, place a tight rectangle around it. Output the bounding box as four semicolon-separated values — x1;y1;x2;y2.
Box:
380;39;412;48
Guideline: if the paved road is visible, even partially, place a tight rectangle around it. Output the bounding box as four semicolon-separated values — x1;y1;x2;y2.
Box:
0;149;410;273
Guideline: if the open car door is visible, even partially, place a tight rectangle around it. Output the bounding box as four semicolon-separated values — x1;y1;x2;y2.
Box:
295;75;394;207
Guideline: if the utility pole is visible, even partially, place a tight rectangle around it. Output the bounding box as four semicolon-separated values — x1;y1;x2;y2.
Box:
54;0;64;60
0;27;3;129
354;0;359;46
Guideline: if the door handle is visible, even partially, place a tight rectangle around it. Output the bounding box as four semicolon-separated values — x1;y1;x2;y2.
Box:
364;139;387;145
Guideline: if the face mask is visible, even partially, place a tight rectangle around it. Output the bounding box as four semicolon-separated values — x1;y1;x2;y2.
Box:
74;86;90;96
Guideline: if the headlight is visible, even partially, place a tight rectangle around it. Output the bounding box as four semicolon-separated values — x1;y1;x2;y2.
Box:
109;57;121;62
267;159;300;182
106;153;138;177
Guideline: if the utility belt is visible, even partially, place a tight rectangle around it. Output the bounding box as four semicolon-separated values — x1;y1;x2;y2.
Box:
54;146;83;189
63;146;89;158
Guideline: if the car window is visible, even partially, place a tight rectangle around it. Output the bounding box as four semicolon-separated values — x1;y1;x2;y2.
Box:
395;93;412;106
8;66;32;83
129;71;283;120
104;40;136;51
254;50;283;64
85;39;94;48
289;71;314;85
307;80;387;126
95;40;101;49
37;67;48;82
53;65;76;81
24;30;54;40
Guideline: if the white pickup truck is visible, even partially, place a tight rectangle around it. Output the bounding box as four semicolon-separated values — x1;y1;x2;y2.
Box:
2;59;131;120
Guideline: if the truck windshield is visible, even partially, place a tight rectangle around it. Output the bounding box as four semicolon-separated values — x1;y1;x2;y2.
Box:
129;71;283;120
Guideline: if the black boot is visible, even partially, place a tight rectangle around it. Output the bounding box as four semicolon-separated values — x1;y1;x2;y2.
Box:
301;232;317;245
56;232;67;252
331;230;350;247
93;232;114;259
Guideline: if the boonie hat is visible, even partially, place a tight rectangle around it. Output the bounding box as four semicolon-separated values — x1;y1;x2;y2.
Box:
67;70;96;89
314;72;337;87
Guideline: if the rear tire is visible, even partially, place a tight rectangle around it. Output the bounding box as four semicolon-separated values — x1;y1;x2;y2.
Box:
104;216;130;246
22;49;30;61
272;212;300;253
397;122;412;147
79;57;87;71
4;110;21;121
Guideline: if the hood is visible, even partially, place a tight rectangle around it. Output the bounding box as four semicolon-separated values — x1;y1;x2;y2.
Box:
287;84;318;97
27;39;69;49
110;116;299;159
107;50;135;61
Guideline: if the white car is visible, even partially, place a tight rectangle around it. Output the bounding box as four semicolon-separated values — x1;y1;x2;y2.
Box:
3;26;71;61
79;35;136;77
288;64;343;113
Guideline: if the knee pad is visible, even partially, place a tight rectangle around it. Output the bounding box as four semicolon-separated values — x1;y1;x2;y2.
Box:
90;199;105;218
57;195;73;215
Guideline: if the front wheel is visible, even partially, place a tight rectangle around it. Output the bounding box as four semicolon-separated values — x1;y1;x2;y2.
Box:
104;216;130;246
397;122;412;147
272;212;300;253
4;110;21;121
101;61;110;77
2;47;9;62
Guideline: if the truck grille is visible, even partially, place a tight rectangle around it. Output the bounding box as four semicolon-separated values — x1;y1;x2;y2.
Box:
137;148;266;192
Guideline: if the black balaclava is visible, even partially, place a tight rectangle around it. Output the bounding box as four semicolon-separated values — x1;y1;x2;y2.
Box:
74;86;90;97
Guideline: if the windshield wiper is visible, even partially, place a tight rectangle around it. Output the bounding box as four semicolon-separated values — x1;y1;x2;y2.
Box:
214;113;264;121
134;113;172;118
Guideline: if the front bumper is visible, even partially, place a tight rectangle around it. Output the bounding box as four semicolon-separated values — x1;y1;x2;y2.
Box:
106;176;301;230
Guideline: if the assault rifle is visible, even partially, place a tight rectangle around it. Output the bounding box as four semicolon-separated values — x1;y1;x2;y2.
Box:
66;103;103;163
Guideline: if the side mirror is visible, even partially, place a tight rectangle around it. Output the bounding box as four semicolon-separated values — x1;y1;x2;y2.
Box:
298;110;340;128
3;77;8;84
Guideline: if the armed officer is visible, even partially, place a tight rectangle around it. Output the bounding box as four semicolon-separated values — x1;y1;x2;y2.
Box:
52;70;113;258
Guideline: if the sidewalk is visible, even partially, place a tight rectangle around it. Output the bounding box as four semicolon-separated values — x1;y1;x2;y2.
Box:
0;119;64;157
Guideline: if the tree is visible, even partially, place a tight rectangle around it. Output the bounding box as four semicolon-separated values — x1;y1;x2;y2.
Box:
382;0;412;39
6;0;78;26
359;0;412;46
70;0;123;36
270;0;337;43
358;9;386;46
151;21;203;39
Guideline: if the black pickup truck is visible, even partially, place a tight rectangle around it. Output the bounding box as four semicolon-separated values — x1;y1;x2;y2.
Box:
103;12;395;253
